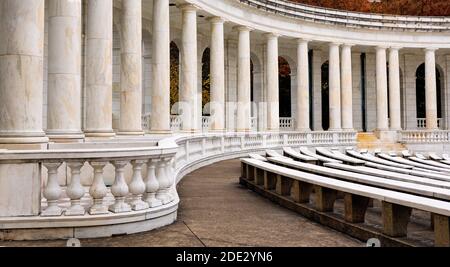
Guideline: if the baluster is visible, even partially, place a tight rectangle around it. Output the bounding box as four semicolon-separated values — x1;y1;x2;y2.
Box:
129;160;150;211
109;161;131;213
42;162;63;216
65;161;86;216
164;157;175;202
156;158;171;204
89;161;109;215
144;159;162;207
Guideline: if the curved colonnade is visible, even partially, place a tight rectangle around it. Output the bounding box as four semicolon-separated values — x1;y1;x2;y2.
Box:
0;0;449;240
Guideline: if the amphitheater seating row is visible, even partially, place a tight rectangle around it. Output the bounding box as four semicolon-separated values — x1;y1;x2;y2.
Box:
240;147;450;247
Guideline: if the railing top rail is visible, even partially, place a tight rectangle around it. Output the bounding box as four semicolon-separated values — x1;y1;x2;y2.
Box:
238;0;450;31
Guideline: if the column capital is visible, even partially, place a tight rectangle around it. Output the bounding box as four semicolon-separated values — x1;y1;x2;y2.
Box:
389;46;402;51
375;45;389;51
329;42;342;47
177;3;198;12
424;47;439;53
264;32;281;39
233;25;253;32
206;16;226;24
341;43;355;48
296;38;311;44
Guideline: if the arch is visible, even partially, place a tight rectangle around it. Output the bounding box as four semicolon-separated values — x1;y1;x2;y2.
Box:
170;41;180;115
278;56;292;118
201;47;211;115
415;63;443;123
321;61;330;131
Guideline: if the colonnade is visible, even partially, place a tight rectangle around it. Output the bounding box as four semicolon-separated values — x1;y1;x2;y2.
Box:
0;0;443;147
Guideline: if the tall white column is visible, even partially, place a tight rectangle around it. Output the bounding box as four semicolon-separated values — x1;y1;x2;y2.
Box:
329;43;341;131
85;0;115;138
266;33;280;132
376;46;389;131
0;0;48;146
236;26;252;132
341;44;353;131
180;4;199;133
150;0;171;134
388;47;402;131
425;48;439;130
118;0;143;135
296;39;310;132
46;0;83;141
208;17;226;132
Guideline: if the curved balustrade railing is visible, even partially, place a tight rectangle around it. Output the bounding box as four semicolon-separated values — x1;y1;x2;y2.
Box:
0;131;357;240
399;130;450;143
239;0;450;31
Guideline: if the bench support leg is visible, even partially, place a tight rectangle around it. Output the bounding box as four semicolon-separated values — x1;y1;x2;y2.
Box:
241;163;247;179
314;186;337;212
276;175;291;196
434;214;450;247
255;169;264;186
264;171;277;190
382;202;411;237
344;194;370;223
292;181;313;203
246;165;255;181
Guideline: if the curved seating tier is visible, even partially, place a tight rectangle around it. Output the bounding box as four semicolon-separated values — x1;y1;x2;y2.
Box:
240;147;450;247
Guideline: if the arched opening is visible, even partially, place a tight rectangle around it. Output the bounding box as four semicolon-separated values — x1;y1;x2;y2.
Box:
250;53;263;131
321;61;330;131
278;57;292;118
415;63;442;127
201;48;211;116
170;41;180;115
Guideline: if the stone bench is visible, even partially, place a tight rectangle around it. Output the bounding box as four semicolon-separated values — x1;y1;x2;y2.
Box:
240;158;450;247
283;147;319;164
364;162;450;182
324;162;450;189
268;157;450;201
409;157;450;170
315;147;365;166
346;149;413;169
299;147;342;164
378;153;450;174
248;153;268;161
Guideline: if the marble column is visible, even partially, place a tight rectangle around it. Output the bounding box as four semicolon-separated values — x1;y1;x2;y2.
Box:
266;33;280;132
150;0;171;134
425;48;439;130
341;44;353;131
208;17;226;132
296;39;310;132
46;0;84;142
329;43;342;131
180;4;199;133
388;47;402;131
376;46;389;131
0;0;48;146
118;0;144;135
84;0;115;138
236;26;252;132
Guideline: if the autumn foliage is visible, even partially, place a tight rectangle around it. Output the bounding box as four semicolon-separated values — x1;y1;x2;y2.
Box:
288;0;450;16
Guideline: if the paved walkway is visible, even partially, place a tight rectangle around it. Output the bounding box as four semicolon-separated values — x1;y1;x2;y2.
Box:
0;160;362;247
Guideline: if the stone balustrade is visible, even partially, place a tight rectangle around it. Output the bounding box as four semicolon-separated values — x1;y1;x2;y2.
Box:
0;131;356;240
417;118;443;129
399;130;450;143
239;0;450;31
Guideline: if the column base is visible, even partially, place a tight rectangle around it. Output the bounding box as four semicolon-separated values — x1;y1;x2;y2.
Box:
328;128;342;132
0;132;49;149
236;128;252;133
374;129;398;142
295;128;311;133
116;131;145;136
46;131;85;143
180;129;201;134
84;130;116;139
146;129;173;136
